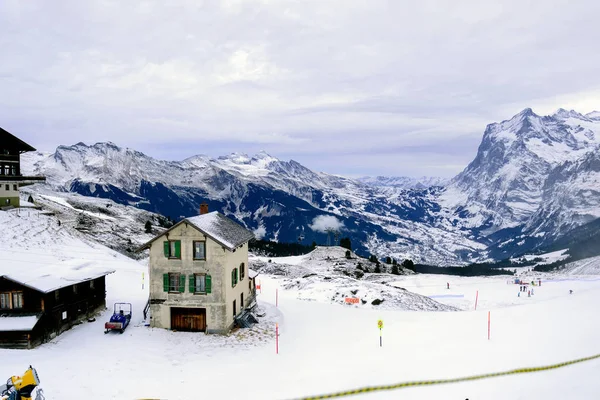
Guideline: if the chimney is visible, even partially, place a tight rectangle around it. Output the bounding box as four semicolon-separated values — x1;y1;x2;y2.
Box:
199;202;209;215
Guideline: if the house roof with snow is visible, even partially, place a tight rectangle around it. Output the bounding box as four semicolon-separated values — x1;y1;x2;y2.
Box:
1;259;115;293
137;211;255;252
0;315;41;332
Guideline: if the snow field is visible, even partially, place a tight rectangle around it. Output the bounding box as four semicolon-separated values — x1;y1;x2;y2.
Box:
2;213;600;399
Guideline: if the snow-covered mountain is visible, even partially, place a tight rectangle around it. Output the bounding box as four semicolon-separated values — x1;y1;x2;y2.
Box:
437;108;600;259
20;107;600;264
357;176;449;192
22;144;482;265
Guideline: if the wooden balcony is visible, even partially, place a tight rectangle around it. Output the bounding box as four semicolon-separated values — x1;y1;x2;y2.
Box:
0;175;46;183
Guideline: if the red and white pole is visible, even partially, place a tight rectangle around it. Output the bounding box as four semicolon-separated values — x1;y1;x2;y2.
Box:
475;290;479;310
488;311;491;340
276;323;279;354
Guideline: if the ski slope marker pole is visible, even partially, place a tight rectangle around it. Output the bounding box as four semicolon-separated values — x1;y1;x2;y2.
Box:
276;323;279;354
488;311;491;340
475;290;479;310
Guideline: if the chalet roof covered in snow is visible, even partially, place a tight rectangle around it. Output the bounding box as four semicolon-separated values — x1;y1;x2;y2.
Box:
138;211;254;252
185;212;254;250
1;259;115;293
0;315;40;332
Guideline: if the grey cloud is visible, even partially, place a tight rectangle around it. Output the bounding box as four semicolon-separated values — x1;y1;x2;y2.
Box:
1;0;600;178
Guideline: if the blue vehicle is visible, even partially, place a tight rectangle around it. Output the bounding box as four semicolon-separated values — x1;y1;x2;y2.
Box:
104;303;132;334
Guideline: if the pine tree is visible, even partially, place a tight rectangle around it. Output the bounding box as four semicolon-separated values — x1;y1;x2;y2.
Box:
402;259;415;272
374;263;381;273
340;237;352;251
144;220;152;234
345;250;351;259
27;195;34;204
385;256;392;264
391;263;400;275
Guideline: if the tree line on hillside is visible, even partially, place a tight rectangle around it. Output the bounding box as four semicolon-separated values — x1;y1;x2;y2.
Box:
249;239;316;257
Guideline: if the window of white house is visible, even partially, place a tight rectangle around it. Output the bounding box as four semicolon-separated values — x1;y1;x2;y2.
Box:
188;274;211;294
240;262;245;280
169;273;181;292
194;274;206;293
163;240;181;259
231;267;238;287
12;292;23;309
4;184;9;191
193;241;206;260
13;184;17;191
0;293;10;309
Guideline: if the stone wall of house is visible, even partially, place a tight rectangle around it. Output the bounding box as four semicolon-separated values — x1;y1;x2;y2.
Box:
0;182;19;207
148;221;251;333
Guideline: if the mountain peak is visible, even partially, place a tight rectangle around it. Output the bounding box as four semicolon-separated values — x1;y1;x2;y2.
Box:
585;111;600;120
552;108;584;119
518;107;535;117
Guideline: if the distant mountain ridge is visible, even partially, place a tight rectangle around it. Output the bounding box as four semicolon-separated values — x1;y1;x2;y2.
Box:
20;107;600;265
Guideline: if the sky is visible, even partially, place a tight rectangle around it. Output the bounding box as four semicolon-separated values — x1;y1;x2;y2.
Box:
1;0;600;178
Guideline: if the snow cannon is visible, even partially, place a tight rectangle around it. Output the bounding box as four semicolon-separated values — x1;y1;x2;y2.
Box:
104;303;132;334
0;365;44;400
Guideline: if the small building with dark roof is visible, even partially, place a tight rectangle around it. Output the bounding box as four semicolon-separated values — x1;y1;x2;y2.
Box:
0;259;114;349
0;127;46;208
137;203;256;333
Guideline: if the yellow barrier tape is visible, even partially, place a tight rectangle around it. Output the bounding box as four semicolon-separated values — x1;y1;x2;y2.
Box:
292;353;600;400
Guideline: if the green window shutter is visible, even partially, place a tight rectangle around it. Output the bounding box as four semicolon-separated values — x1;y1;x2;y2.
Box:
206;275;212;293
235;268;238;284
174;240;181;258
231;270;235;287
163;241;170;257
163;274;169;292
179;274;185;293
189;275;195;293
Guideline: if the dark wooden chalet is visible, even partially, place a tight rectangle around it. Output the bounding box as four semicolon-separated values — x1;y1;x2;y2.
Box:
0;126;46;208
0;260;114;349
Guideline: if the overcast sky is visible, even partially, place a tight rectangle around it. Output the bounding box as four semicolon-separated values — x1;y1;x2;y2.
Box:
1;0;600;178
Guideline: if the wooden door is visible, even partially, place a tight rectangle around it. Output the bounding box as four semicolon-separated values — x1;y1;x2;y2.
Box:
170;307;206;332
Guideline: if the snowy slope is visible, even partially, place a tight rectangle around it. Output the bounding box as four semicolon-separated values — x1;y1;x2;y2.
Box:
18;187;164;259
250;247;456;311
2;208;600;399
357;175;449;192
560;255;600;275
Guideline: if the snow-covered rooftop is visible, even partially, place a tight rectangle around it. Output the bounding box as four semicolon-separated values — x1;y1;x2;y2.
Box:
184;211;254;250
0;314;40;332
2;259;115;293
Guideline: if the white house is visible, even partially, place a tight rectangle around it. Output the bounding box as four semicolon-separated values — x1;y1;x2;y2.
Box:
137;203;257;333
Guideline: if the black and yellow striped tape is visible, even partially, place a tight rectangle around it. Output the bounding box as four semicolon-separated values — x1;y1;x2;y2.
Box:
291;352;600;399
